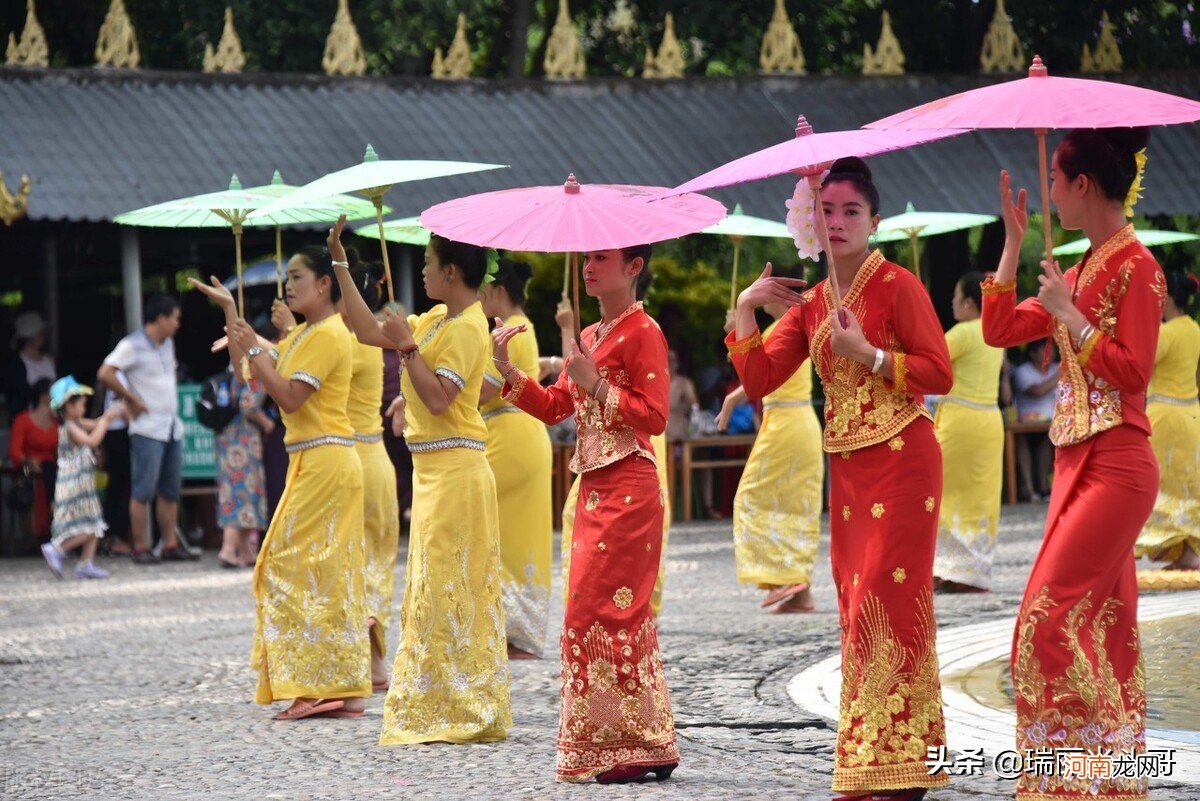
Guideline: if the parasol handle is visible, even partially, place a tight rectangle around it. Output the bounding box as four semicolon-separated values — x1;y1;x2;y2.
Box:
807;176;846;324
729;237;744;311
372;195;396;304
233;223;245;319
275;226;284;300
562;252;570;301
1036;129;1053;262
571;252;582;343
908;230;922;283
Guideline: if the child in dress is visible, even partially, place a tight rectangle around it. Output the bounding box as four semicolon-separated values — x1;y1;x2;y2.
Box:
40;376;123;579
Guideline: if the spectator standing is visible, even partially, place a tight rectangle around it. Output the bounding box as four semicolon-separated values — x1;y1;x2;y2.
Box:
8;378;59;541
98;375;133;555
214;366;272;568
8;311;56;421
1012;338;1059;501
97;295;197;564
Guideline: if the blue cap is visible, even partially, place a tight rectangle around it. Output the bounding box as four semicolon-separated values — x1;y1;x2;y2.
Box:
50;375;93;411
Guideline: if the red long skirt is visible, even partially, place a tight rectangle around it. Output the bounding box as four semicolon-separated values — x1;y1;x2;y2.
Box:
829;417;950;793
556;455;679;782
1012;424;1155;800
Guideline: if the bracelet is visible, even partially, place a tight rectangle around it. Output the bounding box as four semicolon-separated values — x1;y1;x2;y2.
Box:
1074;323;1096;350
871;348;886;374
331;260;349;268
399;344;419;360
591;376;607;397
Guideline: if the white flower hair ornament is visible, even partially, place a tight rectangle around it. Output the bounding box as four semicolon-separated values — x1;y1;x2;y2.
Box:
785;172;827;261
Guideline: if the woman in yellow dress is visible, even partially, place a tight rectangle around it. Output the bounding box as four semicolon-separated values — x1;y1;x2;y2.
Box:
331;217;511;744
933;271;1005;592
717;300;823;613
191;248;371;721
479;260;553;659
1135;271;1200;569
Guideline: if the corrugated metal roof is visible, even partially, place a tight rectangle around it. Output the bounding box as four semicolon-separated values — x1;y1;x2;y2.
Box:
1;67;1197;224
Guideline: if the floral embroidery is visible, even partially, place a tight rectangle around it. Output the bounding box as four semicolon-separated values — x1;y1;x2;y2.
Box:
585;491;600;511
888;436;904;451
980;277;1016;295
883;271;896;282
647;372;656;380
728;330;763;355
613;587;634;609
623;495;632;504
840;452;851;460
924;496;935;513
852;573;859;587
871;503;885;519
892;567;906;584
598;542;606;551
843;505;852;521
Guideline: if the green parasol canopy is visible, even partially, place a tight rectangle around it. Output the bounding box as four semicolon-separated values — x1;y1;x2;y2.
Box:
1052;228;1200;258
698;204;792;309
355;216;431;247
872;202;998;280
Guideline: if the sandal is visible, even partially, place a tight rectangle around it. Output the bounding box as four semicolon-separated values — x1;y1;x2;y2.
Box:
372;679;391;693
761;583;809;609
273;698;349;721
770;593;816;614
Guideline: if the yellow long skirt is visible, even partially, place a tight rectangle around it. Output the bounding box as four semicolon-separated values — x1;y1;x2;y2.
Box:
357;438;399;657
1135;399;1200;560
933;400;1003;589
380;447;512;744
252;444;370;703
562;433;670;616
732;404;823;587
484;410;553;656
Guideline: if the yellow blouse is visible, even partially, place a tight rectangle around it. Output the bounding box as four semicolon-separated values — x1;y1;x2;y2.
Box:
403;302;490;452
274;314;355;448
482;314;539;418
347;336;384;437
762;320;814;406
944;318;1004;405
1148;315;1200;401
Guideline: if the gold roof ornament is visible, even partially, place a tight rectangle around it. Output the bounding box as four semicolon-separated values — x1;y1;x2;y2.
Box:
643;12;684;79
95;0;140;69
322;0;366;77
0;168;31;227
862;10;904;75
203;7;246;74
1081;11;1123;73
544;0;586;80
759;0;805;75
980;0;1024;73
5;0;49;67
432;13;472;79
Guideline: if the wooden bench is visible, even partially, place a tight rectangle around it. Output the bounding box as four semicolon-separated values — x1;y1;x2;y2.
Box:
1003;419;1052;505
675;433;757;522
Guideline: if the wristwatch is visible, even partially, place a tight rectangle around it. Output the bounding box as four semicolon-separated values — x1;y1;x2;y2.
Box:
246;346;265;359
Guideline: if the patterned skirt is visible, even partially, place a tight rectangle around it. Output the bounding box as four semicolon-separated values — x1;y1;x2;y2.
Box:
933;400;1003;589
357;437;399;656
1134;398;1200;561
557;455;679;782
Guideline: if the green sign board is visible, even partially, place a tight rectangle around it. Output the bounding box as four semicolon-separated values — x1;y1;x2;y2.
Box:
178;383;216;480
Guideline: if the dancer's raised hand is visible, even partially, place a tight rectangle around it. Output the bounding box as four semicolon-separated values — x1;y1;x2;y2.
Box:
491;316;528;367
189;275;236;310
999;170;1028;245
736;263;807;312
327;214;349;264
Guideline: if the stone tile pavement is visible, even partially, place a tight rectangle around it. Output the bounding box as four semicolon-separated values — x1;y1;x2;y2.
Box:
1;503;1194;800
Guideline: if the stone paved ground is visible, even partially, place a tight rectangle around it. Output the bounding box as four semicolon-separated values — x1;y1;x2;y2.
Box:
1;503;1193;800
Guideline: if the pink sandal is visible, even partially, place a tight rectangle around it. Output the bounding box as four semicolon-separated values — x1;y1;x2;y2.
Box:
761;583;809;609
273;698;362;720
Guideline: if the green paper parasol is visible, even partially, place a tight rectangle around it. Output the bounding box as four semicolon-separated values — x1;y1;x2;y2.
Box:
1052;228;1200;258
698;204;792;309
873;202;998;281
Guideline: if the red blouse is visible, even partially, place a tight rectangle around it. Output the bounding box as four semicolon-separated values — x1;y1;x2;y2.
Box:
725;251;953;453
9;410;59;466
981;224;1165;447
503;302;669;473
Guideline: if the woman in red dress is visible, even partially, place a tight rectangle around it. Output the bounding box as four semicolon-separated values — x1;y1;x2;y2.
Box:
492;245;678;784
727;158;953;800
983;128;1160;801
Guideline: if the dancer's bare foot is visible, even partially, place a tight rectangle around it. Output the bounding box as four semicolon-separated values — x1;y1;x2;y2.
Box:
507;643;538;660
770;586;815;614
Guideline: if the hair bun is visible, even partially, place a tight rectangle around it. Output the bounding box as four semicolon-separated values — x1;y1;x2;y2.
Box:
828;156;873;181
1099;127;1151;158
511;260;533;281
344;247;361;269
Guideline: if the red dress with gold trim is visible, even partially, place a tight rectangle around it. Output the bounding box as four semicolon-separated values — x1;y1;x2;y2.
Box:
982;224;1164;801
726;251;954;793
502;301;679;782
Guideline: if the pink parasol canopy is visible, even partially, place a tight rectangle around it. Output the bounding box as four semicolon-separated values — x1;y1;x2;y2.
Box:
420;175;725;253
668;118;964;197
867;56;1200;257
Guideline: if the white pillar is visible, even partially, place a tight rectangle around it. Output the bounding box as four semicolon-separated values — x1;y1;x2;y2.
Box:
42;238;58;355
398;246;414;312
120;227;142;333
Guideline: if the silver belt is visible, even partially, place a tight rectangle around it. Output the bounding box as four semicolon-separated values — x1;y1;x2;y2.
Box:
353;432;383;443
763;400;812;411
406;437;485;453
285;435;355;454
481;407;523;420
938;396;999;411
1147;394;1199;407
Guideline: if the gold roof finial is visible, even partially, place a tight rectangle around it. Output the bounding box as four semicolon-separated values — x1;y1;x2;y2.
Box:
1081;11;1123;73
323;0;366;76
643;12;684;79
760;0;805;75
203;7;246;74
980;0;1025;73
862;10;905;75
94;0;140;69
544;0;586;80
433;13;472;79
0;168;31;227
5;0;49;67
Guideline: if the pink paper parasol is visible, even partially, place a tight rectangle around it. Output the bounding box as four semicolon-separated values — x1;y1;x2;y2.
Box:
421;174;725;337
867;56;1200;257
667;117;963;309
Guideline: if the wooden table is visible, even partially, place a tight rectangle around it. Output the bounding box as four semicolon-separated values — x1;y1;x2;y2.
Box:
676;434;757;522
1003;420;1052;505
